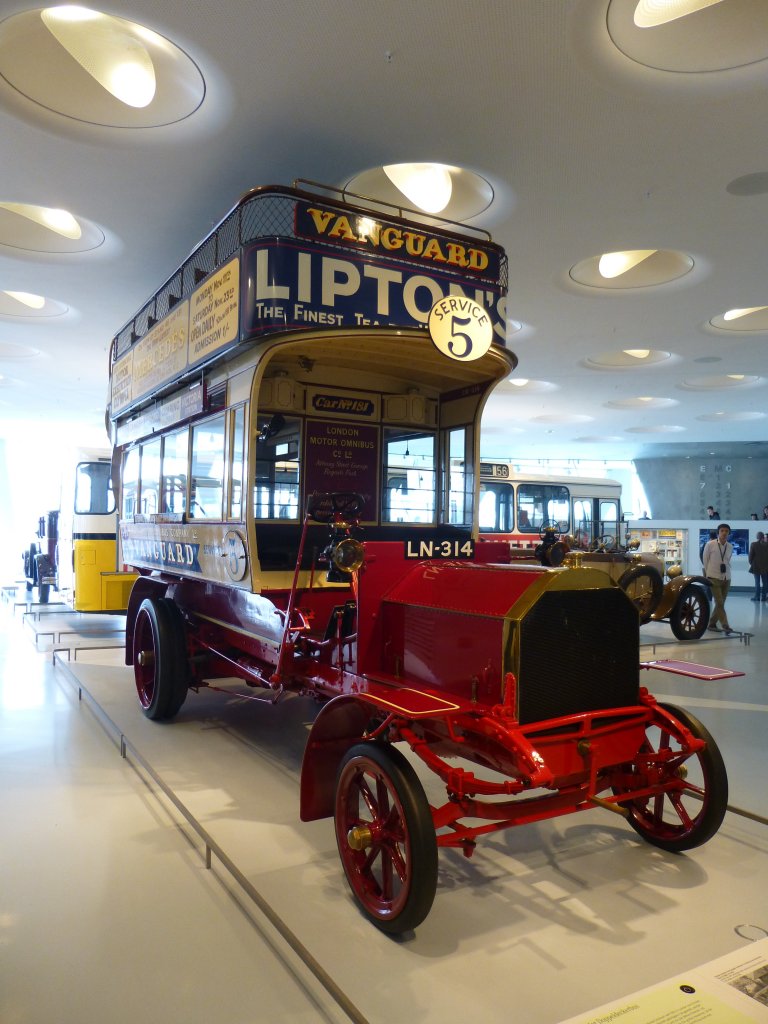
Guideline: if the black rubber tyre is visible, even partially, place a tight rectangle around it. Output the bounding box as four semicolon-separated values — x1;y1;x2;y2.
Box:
132;597;189;720
24;544;37;587
670;586;710;641
618;564;664;623
334;742;438;934
38;583;50;604
616;703;728;852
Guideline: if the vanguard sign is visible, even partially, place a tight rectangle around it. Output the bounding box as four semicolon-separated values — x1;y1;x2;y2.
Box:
241;239;508;342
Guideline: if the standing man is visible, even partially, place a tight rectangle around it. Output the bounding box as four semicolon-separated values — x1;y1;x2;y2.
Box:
748;531;768;601
702;523;735;634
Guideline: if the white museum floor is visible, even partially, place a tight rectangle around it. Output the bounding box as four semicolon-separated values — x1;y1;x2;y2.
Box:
1;586;767;1024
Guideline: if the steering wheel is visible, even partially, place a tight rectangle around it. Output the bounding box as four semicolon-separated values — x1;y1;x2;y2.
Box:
307;491;365;524
539;519;566;540
597;534;616;550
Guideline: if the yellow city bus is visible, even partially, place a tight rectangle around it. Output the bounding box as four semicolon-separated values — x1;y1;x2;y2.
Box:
54;450;137;612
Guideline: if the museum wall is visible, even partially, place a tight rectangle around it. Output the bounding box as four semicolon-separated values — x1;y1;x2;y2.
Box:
634;456;768;521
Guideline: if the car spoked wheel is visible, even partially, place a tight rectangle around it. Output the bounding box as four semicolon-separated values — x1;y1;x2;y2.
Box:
614;703;728;852
670;586;710;641
618;564;664;623
334;742;437;934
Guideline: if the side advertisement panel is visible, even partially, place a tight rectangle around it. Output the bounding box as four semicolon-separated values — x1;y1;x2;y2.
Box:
121;521;249;586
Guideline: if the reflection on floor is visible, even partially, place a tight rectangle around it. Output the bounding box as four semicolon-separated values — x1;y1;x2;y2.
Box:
1;586;767;1024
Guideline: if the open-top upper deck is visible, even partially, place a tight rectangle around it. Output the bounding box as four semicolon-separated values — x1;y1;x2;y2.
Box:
108;181;509;425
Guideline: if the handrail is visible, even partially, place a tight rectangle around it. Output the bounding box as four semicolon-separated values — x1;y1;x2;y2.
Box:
52;653;370;1024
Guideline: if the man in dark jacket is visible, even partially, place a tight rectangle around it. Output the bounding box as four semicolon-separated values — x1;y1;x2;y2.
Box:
748;532;768;601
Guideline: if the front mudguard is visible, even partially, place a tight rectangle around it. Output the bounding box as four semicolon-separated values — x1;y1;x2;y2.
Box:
300;695;380;822
651;574;710;621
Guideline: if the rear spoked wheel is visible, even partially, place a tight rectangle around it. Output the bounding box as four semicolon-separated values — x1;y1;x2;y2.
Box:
615;703;728;852
334;743;437;934
669;586;710;641
133;597;189;720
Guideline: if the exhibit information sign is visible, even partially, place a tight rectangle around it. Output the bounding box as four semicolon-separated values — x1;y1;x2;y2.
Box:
558;938;768;1023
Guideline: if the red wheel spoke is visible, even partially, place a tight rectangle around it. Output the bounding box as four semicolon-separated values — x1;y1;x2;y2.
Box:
667;792;694;829
358;773;378;821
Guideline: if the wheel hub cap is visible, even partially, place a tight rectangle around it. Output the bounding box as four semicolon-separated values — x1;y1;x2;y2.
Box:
347;825;373;851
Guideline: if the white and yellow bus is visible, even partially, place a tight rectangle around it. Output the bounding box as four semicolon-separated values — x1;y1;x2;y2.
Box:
53;449;137;612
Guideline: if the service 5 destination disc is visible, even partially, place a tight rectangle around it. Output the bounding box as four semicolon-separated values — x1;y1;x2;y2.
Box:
428;296;493;362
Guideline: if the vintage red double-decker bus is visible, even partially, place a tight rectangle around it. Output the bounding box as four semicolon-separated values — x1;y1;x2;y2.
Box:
108;182;729;933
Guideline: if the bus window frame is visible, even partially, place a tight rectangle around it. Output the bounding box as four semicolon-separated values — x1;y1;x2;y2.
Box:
382;427;437;526
74;460;117;517
254;412;301;522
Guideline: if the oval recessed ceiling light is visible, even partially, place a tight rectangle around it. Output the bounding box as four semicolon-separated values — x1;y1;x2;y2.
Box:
0;340;42;360
41;6;156;108
3;290;45;309
633;0;725;29
0;202;103;253
0;202;81;240
345;164;495;223
532;414;593;425
570;250;693;289
696;410;765;422
0;291;68;317
504;378;557;392
625;424;686;434
383;163;453;214
585;349;673;369
604;395;678;409
679;373;762;390
0;7;204;128
598;249;657;278
572;435;625;443
723;306;768;321
607;0;768;73
726;172;768;196
710;306;768;332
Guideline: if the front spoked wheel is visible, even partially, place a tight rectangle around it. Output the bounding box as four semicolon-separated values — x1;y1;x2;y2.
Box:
615;703;728;852
334;743;437;934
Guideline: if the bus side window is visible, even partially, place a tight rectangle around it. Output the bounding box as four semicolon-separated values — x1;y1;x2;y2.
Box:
189;414;226;520
518;484;569;532
445;427;471;526
383;429;436;524
229;406;246;520
572;497;593;540
121;449;139;520
140;438;161;516
75;460;116;516
599;499;619;536
254;414;300;520
479;484;500;531
162;428;188;515
478;482;513;532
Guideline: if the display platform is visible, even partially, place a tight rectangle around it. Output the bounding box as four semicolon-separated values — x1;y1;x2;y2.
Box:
53;652;768;1024
24;611;125;649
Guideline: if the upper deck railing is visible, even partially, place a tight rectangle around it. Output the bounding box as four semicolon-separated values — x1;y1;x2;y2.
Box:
112;181;508;360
